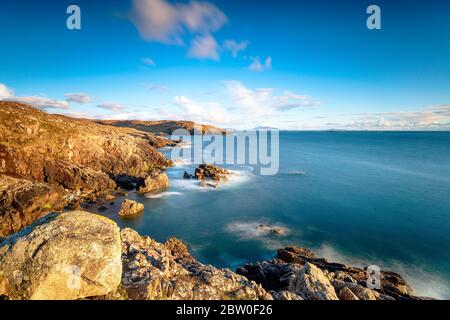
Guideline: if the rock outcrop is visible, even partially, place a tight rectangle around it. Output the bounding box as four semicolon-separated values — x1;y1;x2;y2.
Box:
237;246;425;300
120;228;270;300
137;170;169;194
0;102;173;236
118;200;144;217
0;174;67;237
183;164;232;188
0;211;122;300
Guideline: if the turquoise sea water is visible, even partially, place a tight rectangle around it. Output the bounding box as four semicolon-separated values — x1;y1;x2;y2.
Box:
109;131;450;299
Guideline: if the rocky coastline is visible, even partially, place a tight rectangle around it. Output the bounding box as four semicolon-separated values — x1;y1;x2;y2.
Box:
0;102;431;300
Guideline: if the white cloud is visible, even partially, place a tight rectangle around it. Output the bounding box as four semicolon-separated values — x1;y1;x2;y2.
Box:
65;93;91;104
249;56;272;72
0;83;69;110
187;34;219;60
97;103;126;113
142;57;156;66
0;83;13;100
15;96;70;110
129;0;227;45
223;39;249;58
223;80;319;116
329;104;450;130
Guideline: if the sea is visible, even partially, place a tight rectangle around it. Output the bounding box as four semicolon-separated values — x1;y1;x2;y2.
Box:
107;131;450;299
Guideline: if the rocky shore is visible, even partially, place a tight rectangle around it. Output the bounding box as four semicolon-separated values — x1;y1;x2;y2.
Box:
0;102;431;300
0;210;427;300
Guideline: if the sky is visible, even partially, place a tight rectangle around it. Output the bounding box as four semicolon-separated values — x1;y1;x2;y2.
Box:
0;0;449;130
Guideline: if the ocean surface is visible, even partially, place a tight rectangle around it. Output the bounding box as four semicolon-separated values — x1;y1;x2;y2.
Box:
108;131;450;299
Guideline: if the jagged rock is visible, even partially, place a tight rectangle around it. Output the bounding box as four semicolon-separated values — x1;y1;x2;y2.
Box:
293;263;338;300
338;287;359;300
238;246;423;300
276;246;415;299
137;170;169;194
194;164;231;184
0;174;67;237
0;211;122;300
271;290;303;300
332;280;377;300
118;200;144;217
44;160;116;192
120;228;271;300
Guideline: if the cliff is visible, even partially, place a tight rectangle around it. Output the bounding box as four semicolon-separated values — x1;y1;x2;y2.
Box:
0;102;173;237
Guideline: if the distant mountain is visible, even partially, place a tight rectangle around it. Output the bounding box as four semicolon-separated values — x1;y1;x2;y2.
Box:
96;120;226;135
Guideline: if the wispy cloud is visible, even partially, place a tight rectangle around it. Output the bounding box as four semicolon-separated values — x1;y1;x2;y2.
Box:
187;34;219;60
141;57;156;66
15;96;70;110
129;0;227;45
223;39;249;58
65;93;91;104
248;56;272;72
97;102;126;113
0;83;13;100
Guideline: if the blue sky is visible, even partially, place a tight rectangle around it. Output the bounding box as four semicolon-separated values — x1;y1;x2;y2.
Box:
0;0;449;129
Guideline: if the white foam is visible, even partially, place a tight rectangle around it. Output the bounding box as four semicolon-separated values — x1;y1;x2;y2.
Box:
225;220;290;250
315;243;450;299
145;191;183;199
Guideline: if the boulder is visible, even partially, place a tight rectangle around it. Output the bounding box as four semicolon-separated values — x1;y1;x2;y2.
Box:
338;287;359;300
0;211;122;300
118;200;144;217
293;262;338;300
137;170;169;194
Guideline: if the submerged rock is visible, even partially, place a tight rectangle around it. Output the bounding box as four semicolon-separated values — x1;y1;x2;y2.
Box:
137;170;169;194
0;211;122;300
118;200;144;217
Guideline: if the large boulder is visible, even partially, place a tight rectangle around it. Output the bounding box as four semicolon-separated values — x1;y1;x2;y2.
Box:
120;228;271;300
137;170;169;194
0;211;122;300
118;199;144;217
